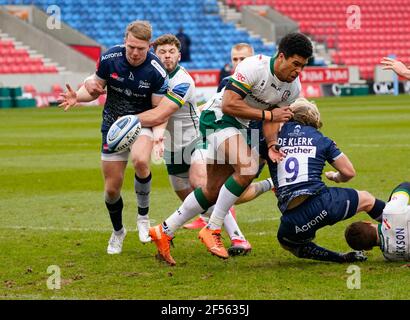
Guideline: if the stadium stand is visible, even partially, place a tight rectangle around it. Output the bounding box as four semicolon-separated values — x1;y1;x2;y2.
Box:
227;0;410;79
0;36;58;74
0;0;276;70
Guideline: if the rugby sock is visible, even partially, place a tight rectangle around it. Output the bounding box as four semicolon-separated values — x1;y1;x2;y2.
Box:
134;173;151;216
383;182;410;216
253;178;274;197
390;182;410;205
105;196;123;232
165;188;211;235
223;209;245;241
208;176;247;230
367;198;385;222
296;242;346;263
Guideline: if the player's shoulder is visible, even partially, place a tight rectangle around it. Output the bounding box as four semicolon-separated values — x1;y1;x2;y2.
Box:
100;45;125;62
237;54;269;71
175;66;195;85
145;52;167;79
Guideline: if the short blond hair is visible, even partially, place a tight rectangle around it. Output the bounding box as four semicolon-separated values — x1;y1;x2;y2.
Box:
152;34;181;52
290;98;322;129
125;21;152;41
231;43;254;55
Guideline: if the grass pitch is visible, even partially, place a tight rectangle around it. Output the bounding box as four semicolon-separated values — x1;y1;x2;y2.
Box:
0;95;409;300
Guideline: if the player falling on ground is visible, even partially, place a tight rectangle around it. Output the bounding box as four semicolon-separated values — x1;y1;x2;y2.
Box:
148;33;312;265
268;98;386;263
59;21;169;254
345;182;410;261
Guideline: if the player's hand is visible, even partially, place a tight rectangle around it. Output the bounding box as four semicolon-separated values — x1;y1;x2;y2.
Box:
271;107;293;123
380;57;410;78
84;78;106;96
152;136;165;162
268;144;285;163
325;171;339;182
58;84;78;111
343;251;367;263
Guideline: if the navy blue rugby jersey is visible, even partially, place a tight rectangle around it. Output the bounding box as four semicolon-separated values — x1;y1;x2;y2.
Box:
96;45;168;131
268;121;343;213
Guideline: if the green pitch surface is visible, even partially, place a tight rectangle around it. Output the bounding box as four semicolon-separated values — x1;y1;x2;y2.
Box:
1;95;410;300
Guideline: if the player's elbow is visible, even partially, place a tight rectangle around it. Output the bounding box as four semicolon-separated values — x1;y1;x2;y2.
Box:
341;168;356;182
221;101;236;116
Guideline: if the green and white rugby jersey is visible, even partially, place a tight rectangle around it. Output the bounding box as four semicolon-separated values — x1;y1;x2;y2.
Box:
378;201;410;261
202;54;301;129
164;65;200;152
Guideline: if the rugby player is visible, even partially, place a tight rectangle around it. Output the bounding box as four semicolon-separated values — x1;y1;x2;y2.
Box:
345;182;410;261
142;35;275;258
59;21;168;254
269;98;386;263
148;33;312;265
184;42;273;231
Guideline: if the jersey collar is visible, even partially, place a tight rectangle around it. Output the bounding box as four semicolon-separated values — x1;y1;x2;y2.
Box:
169;65;180;79
270;54;277;77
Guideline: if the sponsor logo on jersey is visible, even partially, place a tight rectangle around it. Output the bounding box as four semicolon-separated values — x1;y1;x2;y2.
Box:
124;89;132;97
282;90;291;101
129;72;134;81
248;93;277;109
138;80;151;89
289;125;306;137
295;210;328;233
101;52;123;61
151;60;167;78
271;82;281;91
110;73;124;82
235;72;247;83
383;218;392;230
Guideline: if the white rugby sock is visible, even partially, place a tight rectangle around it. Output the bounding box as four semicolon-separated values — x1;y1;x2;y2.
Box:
208;177;246;230
223;209;245;241
165;189;209;235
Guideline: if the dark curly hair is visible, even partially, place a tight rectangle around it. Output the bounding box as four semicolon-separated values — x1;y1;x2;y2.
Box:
278;33;313;59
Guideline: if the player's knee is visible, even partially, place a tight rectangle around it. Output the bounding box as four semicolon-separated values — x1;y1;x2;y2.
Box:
132;158;150;172
104;188;121;202
357;190;375;212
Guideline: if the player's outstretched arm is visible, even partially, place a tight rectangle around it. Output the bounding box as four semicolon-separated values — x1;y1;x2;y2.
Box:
84;74;107;97
380;57;410;80
325;154;356;183
138;95;179;127
58;84;99;112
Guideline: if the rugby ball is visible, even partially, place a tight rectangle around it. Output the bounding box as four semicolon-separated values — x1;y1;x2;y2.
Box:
107;115;141;152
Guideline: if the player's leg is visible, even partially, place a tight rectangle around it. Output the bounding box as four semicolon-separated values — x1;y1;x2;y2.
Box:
199;128;258;258
356;190;385;222
102;157;128;254
183;148;208;229
130;129;154;243
149;162;232;265
384;182;410;214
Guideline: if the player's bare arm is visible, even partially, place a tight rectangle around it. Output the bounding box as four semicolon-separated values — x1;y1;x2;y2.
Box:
137;94;178;127
263;121;286;162
380;57;410;80
58;84;99;111
325;154;356;183
221;89;293;122
84;74;107;96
